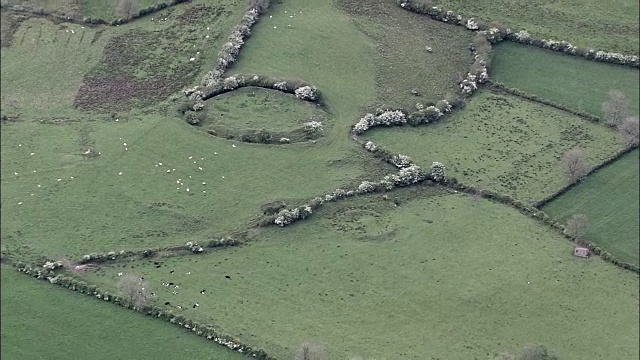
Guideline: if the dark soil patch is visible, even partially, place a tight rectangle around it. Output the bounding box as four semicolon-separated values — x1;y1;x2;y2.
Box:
74;4;229;111
1;12;27;47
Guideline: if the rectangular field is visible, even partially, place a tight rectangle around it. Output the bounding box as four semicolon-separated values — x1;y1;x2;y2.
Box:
337;0;473;109
363;91;625;201
81;187;640;359
491;42;640;118
542;149;639;266
427;0;640;54
0;265;247;359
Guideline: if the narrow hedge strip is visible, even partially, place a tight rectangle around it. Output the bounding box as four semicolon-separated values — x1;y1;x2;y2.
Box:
439;180;639;274
3;0;191;27
396;0;639;68
484;81;607;125
12;262;274;359
196;74;320;103
535;144;639;208
76;237;242;265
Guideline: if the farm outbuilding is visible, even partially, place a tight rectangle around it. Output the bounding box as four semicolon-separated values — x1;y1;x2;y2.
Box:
574;247;590;258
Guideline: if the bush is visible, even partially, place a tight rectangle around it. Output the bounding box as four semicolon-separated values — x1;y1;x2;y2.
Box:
248;0;270;13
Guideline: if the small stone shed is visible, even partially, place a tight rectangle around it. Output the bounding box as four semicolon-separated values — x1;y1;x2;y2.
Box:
574;247;590;258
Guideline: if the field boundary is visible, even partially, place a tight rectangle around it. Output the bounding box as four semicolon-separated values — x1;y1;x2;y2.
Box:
396;0;640;67
1;0;191;28
439;179;640;274
535;145;639;208
484;81;607;125
6;260;274;360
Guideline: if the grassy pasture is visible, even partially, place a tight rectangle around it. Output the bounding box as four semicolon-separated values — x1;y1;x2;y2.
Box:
0;115;389;262
81;0;168;20
491;42;640;118
0;265;248;360
1;0;80;15
77;0;245;111
202;87;327;132
337;0;473;108
542;149;639;266
426;0;640;54
229;0;379;136
1;0;181;21
0;18;109;116
364;91;625;201
0;1;245;116
82;187;640;359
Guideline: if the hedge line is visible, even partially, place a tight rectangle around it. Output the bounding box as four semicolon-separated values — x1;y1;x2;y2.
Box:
204;123;322;145
3;0;191;27
396;0;639;68
258;142;446;227
440;180;639;274
195;74;321;103
484;81;607;125
13;262;274;359
77;237;241;265
535;144;640;208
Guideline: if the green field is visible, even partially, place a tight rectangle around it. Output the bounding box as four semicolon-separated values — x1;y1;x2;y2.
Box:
1;0;246;116
428;0;640;54
542;149;640;266
337;0;472;108
1;0;182;21
364;91;625;201
0;117;387;262
491;42;640;118
81;0;168;20
202;87;328;132
82;187;640;359
2;0;639;357
0;18;109;115
0;265;247;360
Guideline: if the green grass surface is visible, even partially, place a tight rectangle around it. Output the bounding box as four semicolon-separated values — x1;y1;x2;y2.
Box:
492;42;640;118
542;149;640;266
1;1;245;115
0;18;109;116
83;187;640;359
0;116;387;262
202;87;328;132
230;0;379;135
427;0;640;54
0;264;248;360
81;0;165;20
364;91;625;201
1;0;80;14
337;0;472;108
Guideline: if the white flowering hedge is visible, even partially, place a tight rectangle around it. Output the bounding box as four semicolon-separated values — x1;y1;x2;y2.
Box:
353;110;407;134
267;152;432;227
76;238;241;265
430;162;446;182
294;86;319;101
196;74;321;103
200;8;261;91
397;0;639;68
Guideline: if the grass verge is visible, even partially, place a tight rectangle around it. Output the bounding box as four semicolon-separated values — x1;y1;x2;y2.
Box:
542;149;639;266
